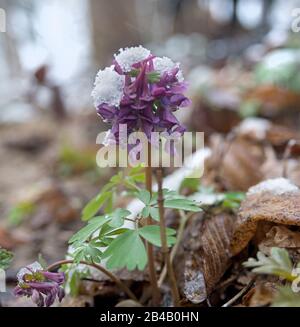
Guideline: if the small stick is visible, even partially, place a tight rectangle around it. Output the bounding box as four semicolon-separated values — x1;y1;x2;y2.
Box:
222;277;255;307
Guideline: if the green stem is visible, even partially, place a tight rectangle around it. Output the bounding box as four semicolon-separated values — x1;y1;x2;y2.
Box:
158;210;193;287
156;167;180;306
145;145;160;306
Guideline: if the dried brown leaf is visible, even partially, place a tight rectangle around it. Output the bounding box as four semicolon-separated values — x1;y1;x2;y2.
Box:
175;211;235;303
207;135;265;191
231;191;300;256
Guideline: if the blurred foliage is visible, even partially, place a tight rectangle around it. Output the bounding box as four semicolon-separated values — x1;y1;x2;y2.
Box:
8;201;35;226
60;263;90;297
239;99;261;118
272;286;300;307
180;179;245;210
0;248;13;270
221;192;245;209
179;177;201;193
255;51;300;92
82;166;145;221
58;144;99;179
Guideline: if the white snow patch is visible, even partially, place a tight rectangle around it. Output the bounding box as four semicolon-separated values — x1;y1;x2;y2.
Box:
247;178;299;196
114;45;151;72
153;56;184;82
91;66;125;107
237;118;271;139
189;193;225;206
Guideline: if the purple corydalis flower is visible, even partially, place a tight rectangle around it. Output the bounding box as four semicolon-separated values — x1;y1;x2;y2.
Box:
91;46;191;143
13;262;65;307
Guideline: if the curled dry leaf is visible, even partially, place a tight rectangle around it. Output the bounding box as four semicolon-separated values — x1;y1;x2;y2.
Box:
205;120;300;192
259;226;300;252
266;126;300;148
175;210;235;303
244;85;300;118
231;191;300;256
207;135;265;191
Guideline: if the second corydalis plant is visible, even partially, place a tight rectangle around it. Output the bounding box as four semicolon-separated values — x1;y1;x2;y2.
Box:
14;262;65;307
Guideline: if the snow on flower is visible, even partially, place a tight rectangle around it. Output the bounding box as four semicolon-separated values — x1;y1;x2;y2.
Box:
153;56;184;82
92;46;191;144
247;178;299;196
91;66;125;107
114;45;151;72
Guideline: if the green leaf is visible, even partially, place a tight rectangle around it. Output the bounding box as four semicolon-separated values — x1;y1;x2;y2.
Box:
150;207;160;221
272;286;300;307
163;189;181;199
104;192;114;213
222;192;245;209
138;225;176;247
105;228;130;236
137;190;151;205
179;178;200;193
68;270;82;297
109;208;131;228
163;198;201;212
141;206;150;218
61;264;90;297
69;215;111;244
0;248;13;270
128;165;145;183
73;242;103;263
102;230;147;270
224;192;245;201
82;191;112;221
243;247;294;281
128;165;143;176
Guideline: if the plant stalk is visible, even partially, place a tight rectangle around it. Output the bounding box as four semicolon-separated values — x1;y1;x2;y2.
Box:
47;259;138;302
156;167;180;306
158;210;192;287
145;144;160;305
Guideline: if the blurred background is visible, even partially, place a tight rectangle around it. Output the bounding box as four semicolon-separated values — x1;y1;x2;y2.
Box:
1;0;300;306
1;0;299;118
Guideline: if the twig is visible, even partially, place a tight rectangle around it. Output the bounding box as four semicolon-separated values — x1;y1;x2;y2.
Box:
156;167;180;306
46;259;138;302
222;277;255;307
